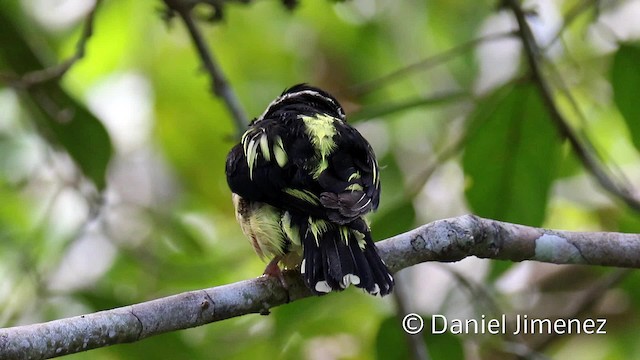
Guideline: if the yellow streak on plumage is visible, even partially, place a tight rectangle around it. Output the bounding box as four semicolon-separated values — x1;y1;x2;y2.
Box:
241;130;249;146
346;183;364;191
348;172;361;181
281;212;301;247
233;194;287;260
243;132;261;180
242;129;287;179
339;226;350;244
241;129;252;158
273;136;288;167
307;218;330;247
284;188;320;204
353;229;367;250
301;114;338;179
259;132;270;161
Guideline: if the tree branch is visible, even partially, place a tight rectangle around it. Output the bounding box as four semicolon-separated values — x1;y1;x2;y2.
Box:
0;0;102;88
163;0;250;136
1;214;639;359
505;0;640;212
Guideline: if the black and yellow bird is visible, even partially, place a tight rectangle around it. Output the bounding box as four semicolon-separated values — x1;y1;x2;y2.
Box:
225;84;393;296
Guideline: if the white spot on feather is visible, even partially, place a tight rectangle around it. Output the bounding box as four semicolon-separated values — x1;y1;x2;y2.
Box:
370;284;380;296
315;280;332;293
342;274;360;287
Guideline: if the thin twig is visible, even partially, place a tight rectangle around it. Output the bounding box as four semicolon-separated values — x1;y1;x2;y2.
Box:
529;268;630;352
350;31;518;96
164;0;249;135
5;0;103;88
543;0;599;51
405;118;467;197
539;0;638;194
541;1;638;196
442;267;549;360
505;0;640;212
349;90;469;122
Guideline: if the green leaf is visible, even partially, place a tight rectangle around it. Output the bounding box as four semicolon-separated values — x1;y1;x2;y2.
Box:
611;44;640;152
0;8;112;189
424;319;464;360
370;151;415;240
371;201;415;240
375;316;464;360
463;83;562;226
487;259;514;281
376;316;411;360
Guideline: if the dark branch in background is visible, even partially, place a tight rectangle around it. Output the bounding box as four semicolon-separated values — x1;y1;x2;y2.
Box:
2;214;640;359
538;0;638;197
441;267;547;359
0;0;102;88
349;90;469;122
505;0;640;212
163;0;249;135
404;108;473;197
529;268;630;353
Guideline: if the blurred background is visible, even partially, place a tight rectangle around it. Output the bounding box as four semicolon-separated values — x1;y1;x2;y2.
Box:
1;0;640;359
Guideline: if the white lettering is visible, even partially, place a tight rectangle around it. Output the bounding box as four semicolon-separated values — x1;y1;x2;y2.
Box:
431;315;447;334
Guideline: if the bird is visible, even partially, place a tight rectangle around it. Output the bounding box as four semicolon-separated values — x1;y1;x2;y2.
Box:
225;84;393;296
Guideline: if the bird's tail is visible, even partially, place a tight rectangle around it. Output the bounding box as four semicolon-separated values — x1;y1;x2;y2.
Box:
300;217;394;296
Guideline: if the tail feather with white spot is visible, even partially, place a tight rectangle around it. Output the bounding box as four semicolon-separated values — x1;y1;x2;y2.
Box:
300;218;393;296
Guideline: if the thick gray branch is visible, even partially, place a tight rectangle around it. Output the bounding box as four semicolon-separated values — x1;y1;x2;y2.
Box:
2;215;639;359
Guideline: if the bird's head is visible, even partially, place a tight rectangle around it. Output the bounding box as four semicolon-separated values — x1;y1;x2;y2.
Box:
255;84;346;124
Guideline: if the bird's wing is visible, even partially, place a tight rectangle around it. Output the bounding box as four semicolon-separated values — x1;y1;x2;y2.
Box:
226;115;380;224
314;122;380;224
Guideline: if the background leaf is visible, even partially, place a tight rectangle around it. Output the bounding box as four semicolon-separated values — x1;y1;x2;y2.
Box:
0;8;112;189
611;43;640;152
375;316;411;360
463;84;562;226
375;316;464;360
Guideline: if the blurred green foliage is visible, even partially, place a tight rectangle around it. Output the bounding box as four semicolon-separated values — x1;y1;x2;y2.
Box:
0;8;112;189
463;83;561;227
1;0;640;359
611;44;640;153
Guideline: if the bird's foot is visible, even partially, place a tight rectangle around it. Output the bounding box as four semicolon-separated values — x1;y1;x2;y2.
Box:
263;257;288;290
